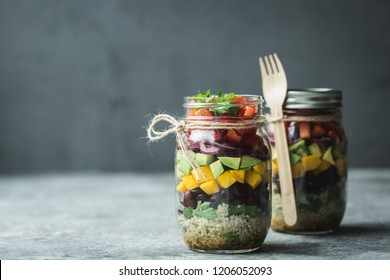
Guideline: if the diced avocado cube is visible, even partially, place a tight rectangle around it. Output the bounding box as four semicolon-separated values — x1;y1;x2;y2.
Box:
288;140;306;152
240;156;261;169
178;159;192;176
332;147;343;160
296;148;308;157
323;147;336;165
210;160;224;179
308;143;322;156
176;150;197;175
289;152;301;165
176;167;185;178
176;150;196;163
218;156;241;170
195;153;214;166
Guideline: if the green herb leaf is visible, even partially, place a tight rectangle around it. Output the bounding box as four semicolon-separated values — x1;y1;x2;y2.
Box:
183;207;193;219
194;201;217;220
228;204;260;218
192;91;243;116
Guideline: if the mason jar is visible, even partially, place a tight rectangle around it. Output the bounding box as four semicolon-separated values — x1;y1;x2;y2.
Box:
267;88;348;234
175;94;272;253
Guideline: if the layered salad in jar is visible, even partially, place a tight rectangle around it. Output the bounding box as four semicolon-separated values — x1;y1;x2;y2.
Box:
269;118;348;233
176;91;271;252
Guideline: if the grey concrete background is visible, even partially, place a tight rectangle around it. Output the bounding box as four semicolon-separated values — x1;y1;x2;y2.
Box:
0;0;390;174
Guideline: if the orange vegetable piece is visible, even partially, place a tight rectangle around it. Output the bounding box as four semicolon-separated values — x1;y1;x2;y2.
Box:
243;106;256;117
312;125;326;137
194;109;213;116
299;122;311;139
224;129;242;143
233;96;247;104
187;109;197;116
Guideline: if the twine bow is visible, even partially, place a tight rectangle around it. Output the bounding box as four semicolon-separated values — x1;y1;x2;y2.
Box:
147;114;205;181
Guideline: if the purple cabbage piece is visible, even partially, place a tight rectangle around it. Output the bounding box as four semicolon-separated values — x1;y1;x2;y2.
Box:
287;123;299;144
199;142;220;155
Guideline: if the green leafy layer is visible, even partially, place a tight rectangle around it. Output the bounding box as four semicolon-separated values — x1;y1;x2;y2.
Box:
193;90;241;116
228;204;260;218
183;201;217;220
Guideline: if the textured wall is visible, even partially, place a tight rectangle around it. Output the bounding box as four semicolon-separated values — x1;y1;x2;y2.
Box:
0;0;389;173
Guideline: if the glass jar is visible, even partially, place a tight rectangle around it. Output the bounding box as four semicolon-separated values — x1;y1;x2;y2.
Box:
267;88;348;234
175;95;272;253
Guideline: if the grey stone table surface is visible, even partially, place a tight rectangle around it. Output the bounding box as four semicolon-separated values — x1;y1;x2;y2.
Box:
0;169;389;260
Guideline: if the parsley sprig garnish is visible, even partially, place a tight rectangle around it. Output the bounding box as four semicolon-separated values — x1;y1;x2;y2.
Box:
194;90;240;116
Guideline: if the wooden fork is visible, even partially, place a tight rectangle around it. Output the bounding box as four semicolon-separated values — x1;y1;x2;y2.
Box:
259;53;297;226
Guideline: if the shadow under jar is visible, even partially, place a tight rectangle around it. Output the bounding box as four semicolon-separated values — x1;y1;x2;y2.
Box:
176;94;272;253
267;88;348;234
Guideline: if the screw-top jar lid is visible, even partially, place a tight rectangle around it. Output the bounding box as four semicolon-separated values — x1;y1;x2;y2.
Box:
284;88;342;109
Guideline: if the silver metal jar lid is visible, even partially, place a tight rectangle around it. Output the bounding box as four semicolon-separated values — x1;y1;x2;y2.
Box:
284;88;342;109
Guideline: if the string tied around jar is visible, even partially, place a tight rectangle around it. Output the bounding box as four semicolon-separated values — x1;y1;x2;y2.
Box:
147;113;205;181
147;113;266;181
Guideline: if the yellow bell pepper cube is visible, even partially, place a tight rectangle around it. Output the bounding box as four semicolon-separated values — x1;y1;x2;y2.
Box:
176;181;187;193
253;161;267;175
217;171;236;188
301;155;321;171
200;179;220;195
192;166;214;183
182;175;199;190
245;170;262;189
228;169;245;183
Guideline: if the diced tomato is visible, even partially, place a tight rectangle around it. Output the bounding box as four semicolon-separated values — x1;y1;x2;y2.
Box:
194;109;214;116
243;106;256;117
224;129;242;143
311;125;326;137
232;97;247;104
299;122;311;139
187;109;197;116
